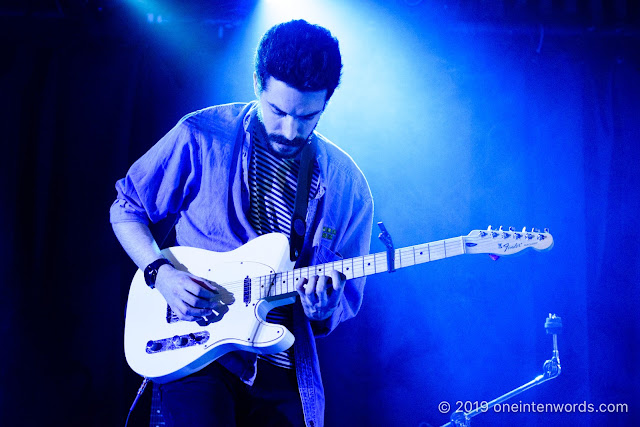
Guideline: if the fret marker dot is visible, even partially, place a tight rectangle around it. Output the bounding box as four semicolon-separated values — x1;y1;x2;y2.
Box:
420;252;423;255
367;263;371;266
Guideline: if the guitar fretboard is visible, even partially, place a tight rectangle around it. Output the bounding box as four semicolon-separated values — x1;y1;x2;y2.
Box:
258;236;466;299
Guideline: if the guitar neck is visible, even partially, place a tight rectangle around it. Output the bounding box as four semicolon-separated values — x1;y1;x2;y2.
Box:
259;236;466;300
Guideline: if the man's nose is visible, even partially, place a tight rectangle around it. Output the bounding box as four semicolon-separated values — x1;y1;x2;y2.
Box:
281;115;299;141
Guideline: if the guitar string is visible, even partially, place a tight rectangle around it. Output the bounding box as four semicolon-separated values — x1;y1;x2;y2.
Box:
194;232;548;297
177;234;548;312
204;237;538;296
197;237;497;295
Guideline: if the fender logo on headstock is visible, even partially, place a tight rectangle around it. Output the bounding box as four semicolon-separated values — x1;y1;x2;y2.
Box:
498;242;523;252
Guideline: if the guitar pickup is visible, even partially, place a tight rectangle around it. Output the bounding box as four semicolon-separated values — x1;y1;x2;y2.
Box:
146;331;210;354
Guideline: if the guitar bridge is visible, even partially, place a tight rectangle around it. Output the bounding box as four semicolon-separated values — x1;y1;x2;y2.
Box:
165;304;230;326
166;305;180;323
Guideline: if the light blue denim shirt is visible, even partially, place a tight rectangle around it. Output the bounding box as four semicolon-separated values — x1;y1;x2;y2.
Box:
110;102;374;427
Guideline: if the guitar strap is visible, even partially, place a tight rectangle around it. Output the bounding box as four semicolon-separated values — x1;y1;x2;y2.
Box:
290;140;315;262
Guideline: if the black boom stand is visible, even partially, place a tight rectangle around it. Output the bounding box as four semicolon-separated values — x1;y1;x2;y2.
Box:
442;314;563;427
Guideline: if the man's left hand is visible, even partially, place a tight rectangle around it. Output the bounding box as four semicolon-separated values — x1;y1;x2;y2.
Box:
295;270;346;321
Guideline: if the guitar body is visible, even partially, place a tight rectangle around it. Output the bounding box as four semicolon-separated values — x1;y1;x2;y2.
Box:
124;233;296;384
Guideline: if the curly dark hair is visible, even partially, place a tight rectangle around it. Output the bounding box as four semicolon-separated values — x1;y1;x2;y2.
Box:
255;19;342;101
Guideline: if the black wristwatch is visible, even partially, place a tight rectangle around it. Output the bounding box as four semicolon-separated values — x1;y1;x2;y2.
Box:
144;258;174;289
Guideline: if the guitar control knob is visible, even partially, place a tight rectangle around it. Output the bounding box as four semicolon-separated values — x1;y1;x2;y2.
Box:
509;226;515;232
172;335;189;347
190;333;205;344
146;340;163;352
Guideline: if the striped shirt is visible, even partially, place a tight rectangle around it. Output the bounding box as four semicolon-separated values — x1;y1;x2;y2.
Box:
248;132;319;369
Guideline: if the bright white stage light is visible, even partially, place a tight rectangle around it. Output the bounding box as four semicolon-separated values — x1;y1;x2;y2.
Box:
260;0;316;22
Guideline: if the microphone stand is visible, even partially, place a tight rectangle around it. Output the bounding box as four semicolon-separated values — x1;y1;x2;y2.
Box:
442;314;562;427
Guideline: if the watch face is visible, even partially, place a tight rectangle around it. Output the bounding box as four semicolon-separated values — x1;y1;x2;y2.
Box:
145;266;158;288
145;259;172;288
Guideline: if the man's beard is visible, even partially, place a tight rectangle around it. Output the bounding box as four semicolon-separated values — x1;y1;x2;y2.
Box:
253;108;315;159
265;133;309;159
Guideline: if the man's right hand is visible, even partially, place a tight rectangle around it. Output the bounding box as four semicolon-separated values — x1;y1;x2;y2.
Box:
154;265;221;321
111;221;228;321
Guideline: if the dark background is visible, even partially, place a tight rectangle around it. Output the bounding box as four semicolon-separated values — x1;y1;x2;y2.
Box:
1;0;638;425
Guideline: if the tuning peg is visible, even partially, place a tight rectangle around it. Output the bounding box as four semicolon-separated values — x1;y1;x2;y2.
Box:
544;227;550;233
533;227;540;233
496;225;508;237
522;227;527;232
509;226;515;232
487;225;493;231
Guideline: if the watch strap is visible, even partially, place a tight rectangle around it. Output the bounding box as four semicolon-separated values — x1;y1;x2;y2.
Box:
144;258;174;289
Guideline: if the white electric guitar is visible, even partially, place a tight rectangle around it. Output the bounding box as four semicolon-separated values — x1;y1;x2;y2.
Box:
124;226;553;383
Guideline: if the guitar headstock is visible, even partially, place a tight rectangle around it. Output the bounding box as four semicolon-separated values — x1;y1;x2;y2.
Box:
464;226;554;256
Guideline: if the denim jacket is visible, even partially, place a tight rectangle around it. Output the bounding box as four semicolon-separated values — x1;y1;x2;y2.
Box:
110;102;374;427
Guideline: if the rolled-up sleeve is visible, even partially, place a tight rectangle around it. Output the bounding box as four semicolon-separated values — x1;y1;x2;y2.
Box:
110;118;201;225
